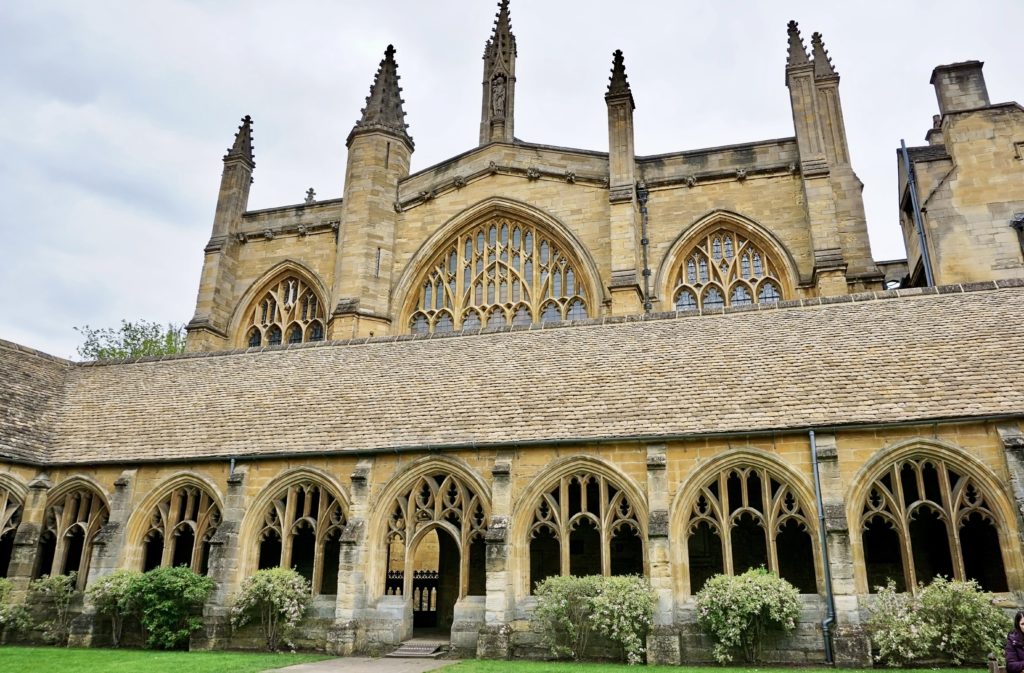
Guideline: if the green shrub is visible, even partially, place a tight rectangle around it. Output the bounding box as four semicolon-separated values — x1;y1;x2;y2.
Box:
0;577;29;638
534;574;655;664
230;568;311;651
132;566;214;650
867;577;1008;667
865;579;936;666
28;573;78;645
695;568;800;664
589;575;655;664
86;569;143;647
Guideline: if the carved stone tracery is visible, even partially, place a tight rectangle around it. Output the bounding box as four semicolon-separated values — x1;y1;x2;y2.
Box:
141;486;221;574
243;275;326;347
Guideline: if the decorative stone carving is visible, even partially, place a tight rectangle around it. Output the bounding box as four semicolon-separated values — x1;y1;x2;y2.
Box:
491;74;507;117
485;515;508;542
304;188;316;204
236;232;248;244
453;175;466;189
736;168;748;181
564;170;576;184
526;167;540;181
393;201;403;213
297;224;308;237
488;160;498;174
686;175;697;188
646;452;667;471
340;519;365;544
262;228;274;240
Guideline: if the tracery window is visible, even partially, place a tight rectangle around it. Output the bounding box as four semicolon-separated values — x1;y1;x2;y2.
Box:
528;473;644;593
256;481;347;595
860;456;1007;592
408;218;589;333
0;487;22;577
384;473;488;600
141;486;221;575
35;487;109;590
671;229;784;311
243;276;326;347
686;466;816;593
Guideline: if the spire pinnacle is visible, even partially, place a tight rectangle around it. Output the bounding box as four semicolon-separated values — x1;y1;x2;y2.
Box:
484;0;516;74
607;49;632;97
786;20;810;67
810;32;837;77
349;44;413;148
224;115;254;166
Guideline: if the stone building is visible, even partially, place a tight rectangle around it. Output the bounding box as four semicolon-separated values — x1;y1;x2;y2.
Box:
2;1;1024;664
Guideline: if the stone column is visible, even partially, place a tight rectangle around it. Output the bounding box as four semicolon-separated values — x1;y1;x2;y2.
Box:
7;474;52;599
997;424;1024;585
191;466;247;650
814;433;871;667
68;470;136;647
330;459;372;655
644;444;681;665
477;451;513;659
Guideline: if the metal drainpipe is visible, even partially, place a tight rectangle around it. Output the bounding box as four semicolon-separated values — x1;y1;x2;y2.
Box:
900;140;935;287
636;181;653;313
810;429;836;664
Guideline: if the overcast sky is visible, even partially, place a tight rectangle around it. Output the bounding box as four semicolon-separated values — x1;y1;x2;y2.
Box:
1;1;1021;358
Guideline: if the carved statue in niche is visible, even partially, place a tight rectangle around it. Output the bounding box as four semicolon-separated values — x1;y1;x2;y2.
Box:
491;74;506;117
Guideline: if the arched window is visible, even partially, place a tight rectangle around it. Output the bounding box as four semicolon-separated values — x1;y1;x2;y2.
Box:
860;456;1007;592
383;473;488;606
686;466;816;594
671;229;785;311
242;275;326;347
141;486;220;575
256;481;347;595
408;217;590;333
0;486;22;578
37;486;109;589
527;473;644;593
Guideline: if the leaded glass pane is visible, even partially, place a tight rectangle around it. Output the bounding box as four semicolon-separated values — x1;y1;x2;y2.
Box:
288;326;303;344
675;290;697;311
731;286;752;306
268;326;282;345
703;288;724;309
567;300;587;321
462;311;481;330
308;323;324;341
759;282;780;303
411;315;429;334
541;303;561;323
434;313;453;333
512;306;532;326
248;329;262;347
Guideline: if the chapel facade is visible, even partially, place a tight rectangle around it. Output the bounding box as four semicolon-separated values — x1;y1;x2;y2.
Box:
2;2;1024;665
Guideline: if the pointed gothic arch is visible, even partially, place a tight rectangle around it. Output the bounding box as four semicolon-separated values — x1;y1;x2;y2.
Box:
228;261;330;348
510;456;648;596
238;467;350;595
847;438;1015;594
124;473;223;575
394;198;604;333
0;475;26;578
36;477;110;590
655;210;799;311
368;456;491;610
670;448;821;596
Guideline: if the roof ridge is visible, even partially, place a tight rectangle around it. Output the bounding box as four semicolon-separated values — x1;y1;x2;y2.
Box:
63;279;1023;367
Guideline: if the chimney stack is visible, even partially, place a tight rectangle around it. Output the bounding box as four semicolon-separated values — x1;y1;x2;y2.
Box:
931;61;990;115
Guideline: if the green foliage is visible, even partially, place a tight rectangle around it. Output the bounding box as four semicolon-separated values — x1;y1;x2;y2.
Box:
0;577;30;637
74;320;186;360
230;568;311;652
28;572;78;645
695;568;801;664
869;577;1009;667
132;566;214;650
534;575;655;664
865;579;937;666
86;569;143;647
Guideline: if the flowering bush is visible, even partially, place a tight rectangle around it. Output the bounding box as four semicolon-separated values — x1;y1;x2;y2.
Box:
866;579;936;666
230;568;311;651
86;569;142;647
28;572;78;645
695;568;800;663
534;574;654;664
132;566;214;649
589;575;655;664
0;577;29;638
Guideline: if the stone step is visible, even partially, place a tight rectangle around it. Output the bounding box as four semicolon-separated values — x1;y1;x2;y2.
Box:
386;639;448;658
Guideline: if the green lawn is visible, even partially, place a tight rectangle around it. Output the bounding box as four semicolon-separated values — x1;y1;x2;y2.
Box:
0;647;329;673
441;661;988;673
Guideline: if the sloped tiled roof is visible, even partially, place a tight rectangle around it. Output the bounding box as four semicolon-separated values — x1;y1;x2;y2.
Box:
3;283;1024;466
0;342;70;462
